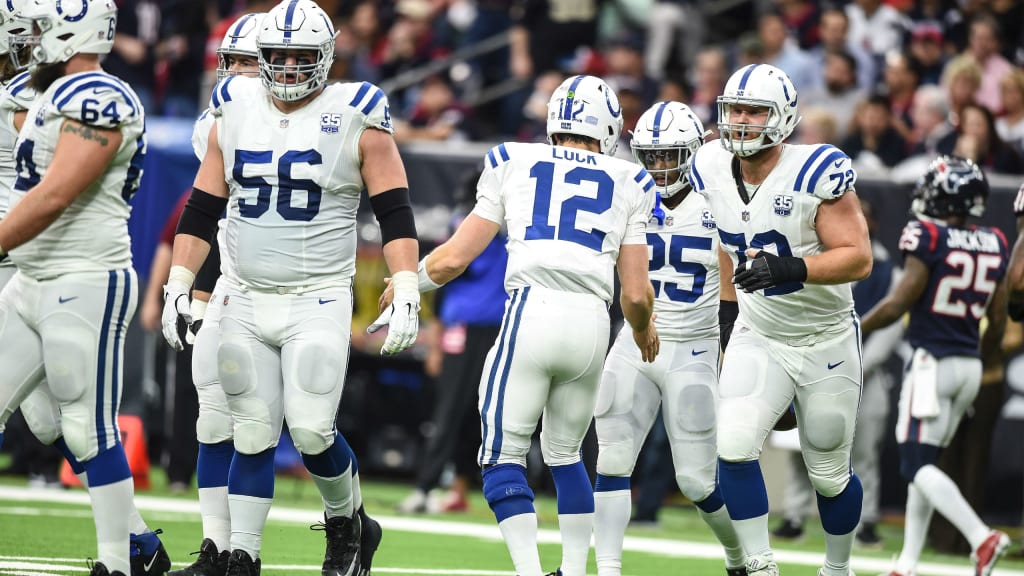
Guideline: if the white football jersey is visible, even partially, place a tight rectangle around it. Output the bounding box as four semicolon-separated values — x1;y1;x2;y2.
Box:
646;191;720;342
210;77;393;290
191;107;235;283
10;71;145;278
0;72;36;270
690;142;856;343
474;142;655;303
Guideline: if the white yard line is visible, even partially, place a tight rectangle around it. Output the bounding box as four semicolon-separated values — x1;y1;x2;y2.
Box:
0;485;1020;576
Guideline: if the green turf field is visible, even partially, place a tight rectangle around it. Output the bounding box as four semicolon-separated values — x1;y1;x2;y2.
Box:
1;471;1022;576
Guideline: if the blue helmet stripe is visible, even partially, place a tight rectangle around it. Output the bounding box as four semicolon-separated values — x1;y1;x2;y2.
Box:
737;64;759;92
283;0;300;41
231;13;254;38
652;101;669;139
562;75;585;121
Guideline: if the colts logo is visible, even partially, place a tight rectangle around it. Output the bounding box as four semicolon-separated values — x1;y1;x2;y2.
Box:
701;209;716;229
773;195;793;216
320;112;341;134
56;0;89;22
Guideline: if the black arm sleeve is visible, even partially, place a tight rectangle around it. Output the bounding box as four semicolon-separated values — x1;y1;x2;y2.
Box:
194;233;221;293
369;187;418;245
176;187;228;241
719;300;738;352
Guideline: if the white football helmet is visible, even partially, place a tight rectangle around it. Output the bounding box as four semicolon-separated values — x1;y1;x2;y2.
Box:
546;74;624;156
217;12;265;81
256;0;335;102
716;63;801;157
630;101;707;199
0;0;30;56
10;0;117;71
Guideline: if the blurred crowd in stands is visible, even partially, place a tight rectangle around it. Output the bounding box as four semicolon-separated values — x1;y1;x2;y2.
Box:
113;0;1024;177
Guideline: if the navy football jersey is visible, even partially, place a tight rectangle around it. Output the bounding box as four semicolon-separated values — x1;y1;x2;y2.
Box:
900;217;1008;358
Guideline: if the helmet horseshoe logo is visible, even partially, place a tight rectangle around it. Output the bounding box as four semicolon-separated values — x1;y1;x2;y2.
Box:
56;0;88;22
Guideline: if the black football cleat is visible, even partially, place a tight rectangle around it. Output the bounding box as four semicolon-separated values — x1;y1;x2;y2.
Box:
312;513;361;576
168;538;230;576
727;567;748;576
90;561;127;576
357;509;382;576
224;550;260;576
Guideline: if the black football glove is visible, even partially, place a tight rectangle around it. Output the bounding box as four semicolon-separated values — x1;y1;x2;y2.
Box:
733;251;807;293
1009;292;1024;322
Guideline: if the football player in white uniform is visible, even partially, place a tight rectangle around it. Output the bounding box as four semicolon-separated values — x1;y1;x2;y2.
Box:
592;101;744;576
860;157;1010;576
161;1;420;574
0;3;170;575
0;0;151;574
690;63;872;576
380;75;658;576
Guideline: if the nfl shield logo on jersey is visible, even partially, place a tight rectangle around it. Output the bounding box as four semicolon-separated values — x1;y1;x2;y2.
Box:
773;195;793;216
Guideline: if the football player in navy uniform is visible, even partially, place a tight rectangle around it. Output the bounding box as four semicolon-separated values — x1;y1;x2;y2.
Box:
861;156;1010;576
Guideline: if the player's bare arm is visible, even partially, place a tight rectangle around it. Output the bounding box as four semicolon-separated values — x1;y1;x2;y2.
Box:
980;278;1009;366
806;189;873;284
859;254;928;334
362;127;418;273
425;213;501;286
617;243;658;362
0;118;121;253
718;247;739;350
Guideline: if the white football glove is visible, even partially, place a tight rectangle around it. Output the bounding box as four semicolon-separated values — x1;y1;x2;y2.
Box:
161;266;195;351
367;270;420;356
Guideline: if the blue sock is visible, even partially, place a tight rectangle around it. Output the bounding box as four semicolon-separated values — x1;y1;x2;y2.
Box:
550;462;594;514
718;459;769;520
482;463;535;522
302;433;353;478
344;440;359;475
817;473;863;535
229;448;275;499
84;443;132;487
54;437;85;475
197;441;234;489
594;473;630;493
0;431;4;451
695;483;726;514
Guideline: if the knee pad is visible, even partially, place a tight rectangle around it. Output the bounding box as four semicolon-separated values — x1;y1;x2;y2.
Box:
290;426;333;455
20;391;61;445
196;405;233;445
230;401;276;455
482;463;535;522
541;430;582;468
716;401;762;461
57;410;96;461
807;468;849;498
676;472;714;503
899;442;940;483
801;405;852;453
595;418;636;477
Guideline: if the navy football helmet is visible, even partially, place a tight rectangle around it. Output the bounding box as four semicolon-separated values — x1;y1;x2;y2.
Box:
912;155;988;219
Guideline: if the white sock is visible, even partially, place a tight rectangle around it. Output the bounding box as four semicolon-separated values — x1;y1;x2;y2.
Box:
77;471;89;488
229;494;273;558
127;501;150;536
559;512;594;576
352;471;363;511
699;505;746;569
498;513;542;576
895;483;934;574
199;486;232;551
594;490;630;576
310;463;354;518
89;478;134;575
821;530;856;576
914;465;990;548
732;513;771;558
